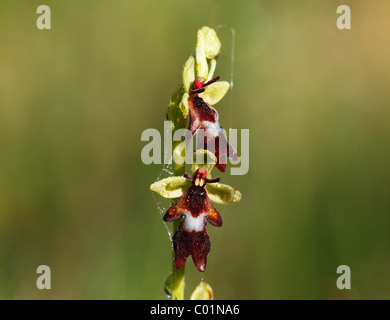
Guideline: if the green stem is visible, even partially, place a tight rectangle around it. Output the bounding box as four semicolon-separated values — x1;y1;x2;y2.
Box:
170;144;186;300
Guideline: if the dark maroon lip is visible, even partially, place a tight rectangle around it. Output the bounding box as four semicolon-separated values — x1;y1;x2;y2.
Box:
172;227;210;272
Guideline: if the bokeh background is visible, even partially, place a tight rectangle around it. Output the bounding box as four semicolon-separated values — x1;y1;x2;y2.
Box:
1;0;389;299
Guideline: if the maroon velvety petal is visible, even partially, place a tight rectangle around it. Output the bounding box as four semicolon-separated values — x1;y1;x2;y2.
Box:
172;226;190;270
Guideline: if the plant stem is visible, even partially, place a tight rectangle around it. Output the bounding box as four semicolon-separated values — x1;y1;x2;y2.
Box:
170;145;186;300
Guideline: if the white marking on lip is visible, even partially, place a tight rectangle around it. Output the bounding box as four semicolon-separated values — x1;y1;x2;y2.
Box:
182;211;206;232
202;121;220;138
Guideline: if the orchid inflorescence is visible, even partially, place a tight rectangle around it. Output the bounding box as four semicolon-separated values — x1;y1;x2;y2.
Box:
150;26;242;299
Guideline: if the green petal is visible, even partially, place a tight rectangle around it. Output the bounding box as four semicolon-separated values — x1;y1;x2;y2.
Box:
150;176;190;199
199;81;230;106
179;93;189;119
206;183;242;205
200;26;221;59
182;56;195;93
206;59;217;82
190;282;214;300
192;149;217;175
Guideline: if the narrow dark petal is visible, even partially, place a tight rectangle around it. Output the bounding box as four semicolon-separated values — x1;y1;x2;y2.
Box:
190;88;205;95
205;177;221;183
203;76;220;88
183;172;194;181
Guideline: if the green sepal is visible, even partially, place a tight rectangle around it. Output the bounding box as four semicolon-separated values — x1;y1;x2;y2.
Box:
199;81;230;106
206;182;242;205
182;56;195;93
150;176;191;199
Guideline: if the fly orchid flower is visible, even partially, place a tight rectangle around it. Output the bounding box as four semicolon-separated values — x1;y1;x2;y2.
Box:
187;76;238;172
174;27;238;173
163;167;221;272
150;151;242;272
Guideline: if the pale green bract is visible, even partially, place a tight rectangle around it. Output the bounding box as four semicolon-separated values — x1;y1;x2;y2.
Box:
179;93;189;119
167;87;186;133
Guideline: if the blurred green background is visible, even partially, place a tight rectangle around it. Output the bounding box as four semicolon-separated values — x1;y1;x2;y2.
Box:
1;0;389;299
